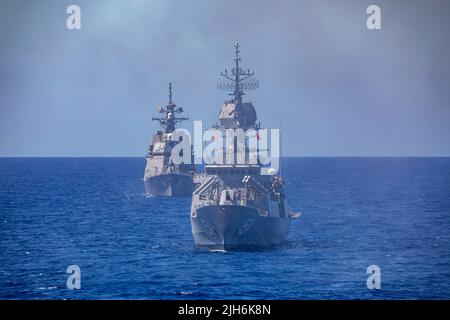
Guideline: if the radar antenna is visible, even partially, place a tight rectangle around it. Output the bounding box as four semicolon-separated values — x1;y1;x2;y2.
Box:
217;42;259;105
152;82;188;133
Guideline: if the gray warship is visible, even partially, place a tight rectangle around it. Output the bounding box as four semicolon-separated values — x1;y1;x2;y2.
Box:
190;43;298;250
144;83;195;196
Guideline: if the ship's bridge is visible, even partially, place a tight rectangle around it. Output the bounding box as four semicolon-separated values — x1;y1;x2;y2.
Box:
219;102;257;130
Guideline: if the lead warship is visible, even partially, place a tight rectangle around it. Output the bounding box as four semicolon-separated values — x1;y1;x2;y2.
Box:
144;83;195;196
190;43;298;250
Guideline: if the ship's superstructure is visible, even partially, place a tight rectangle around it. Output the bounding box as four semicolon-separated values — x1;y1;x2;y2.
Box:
190;44;298;250
144;83;194;196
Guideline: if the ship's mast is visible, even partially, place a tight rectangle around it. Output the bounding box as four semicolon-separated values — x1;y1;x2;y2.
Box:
219;42;256;106
152;82;188;133
168;82;173;104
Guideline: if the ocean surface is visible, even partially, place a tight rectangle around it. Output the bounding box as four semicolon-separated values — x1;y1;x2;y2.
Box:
0;157;449;300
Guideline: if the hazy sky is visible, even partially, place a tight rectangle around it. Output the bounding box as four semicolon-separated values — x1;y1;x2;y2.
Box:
1;0;449;156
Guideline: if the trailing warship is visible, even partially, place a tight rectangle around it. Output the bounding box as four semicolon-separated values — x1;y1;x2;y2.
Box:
144;83;195;196
190;43;298;250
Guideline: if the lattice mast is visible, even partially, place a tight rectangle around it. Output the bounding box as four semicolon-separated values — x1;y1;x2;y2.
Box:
152;83;188;133
218;42;259;105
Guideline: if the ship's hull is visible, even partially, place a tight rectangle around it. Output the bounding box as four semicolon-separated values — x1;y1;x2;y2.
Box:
191;205;290;250
144;173;193;197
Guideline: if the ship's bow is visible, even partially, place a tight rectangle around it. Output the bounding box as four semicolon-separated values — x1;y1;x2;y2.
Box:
191;205;290;250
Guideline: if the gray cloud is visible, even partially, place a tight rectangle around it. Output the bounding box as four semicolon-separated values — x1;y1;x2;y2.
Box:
1;0;449;156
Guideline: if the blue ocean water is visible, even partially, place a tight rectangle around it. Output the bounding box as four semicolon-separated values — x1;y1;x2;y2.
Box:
0;157;449;300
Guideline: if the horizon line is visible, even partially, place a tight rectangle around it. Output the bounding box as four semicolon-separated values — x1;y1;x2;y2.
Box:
1;156;450;159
